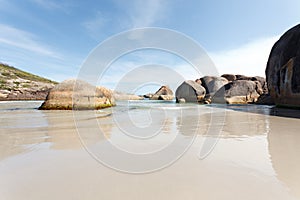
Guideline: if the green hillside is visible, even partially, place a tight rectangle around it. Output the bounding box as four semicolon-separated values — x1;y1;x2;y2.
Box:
0;63;57;100
0;63;57;85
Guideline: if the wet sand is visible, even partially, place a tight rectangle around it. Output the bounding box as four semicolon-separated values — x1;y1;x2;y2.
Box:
0;101;299;200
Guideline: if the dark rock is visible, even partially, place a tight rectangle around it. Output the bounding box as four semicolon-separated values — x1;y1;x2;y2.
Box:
39;79;115;110
221;74;236;82
255;94;275;105
235;75;268;94
212;80;262;104
143;93;154;98
175;80;206;103
150;86;174;100
251;76;268;94
235;74;250;80
266;24;300;107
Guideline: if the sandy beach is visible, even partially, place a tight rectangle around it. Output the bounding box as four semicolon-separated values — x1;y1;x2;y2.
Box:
0;101;299;200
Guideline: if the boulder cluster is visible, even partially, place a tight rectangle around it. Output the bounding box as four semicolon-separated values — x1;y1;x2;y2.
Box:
175;75;268;104
176;23;300;107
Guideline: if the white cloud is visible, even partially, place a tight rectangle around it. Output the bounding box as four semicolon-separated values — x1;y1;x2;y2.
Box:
209;36;279;77
0;23;81;82
0;24;61;58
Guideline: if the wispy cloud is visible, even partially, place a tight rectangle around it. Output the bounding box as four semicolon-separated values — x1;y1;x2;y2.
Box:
83;0;169;40
0;23;79;81
0;24;61;58
209;36;279;77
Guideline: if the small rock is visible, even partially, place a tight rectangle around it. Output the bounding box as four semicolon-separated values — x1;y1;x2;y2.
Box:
150;86;174;100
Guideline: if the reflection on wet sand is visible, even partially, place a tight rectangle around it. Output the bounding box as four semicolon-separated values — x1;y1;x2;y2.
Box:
0;102;300;200
177;105;269;138
0;105;49;161
268;116;300;199
221;109;269;137
0;103;272;162
0;106;113;161
44;110;112;149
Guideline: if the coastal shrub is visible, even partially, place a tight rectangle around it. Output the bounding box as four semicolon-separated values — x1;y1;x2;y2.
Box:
1;72;11;77
13;81;20;86
0;79;6;85
22;83;31;88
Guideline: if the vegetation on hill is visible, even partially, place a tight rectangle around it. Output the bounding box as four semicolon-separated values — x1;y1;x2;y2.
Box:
0;63;57;100
0;63;57;85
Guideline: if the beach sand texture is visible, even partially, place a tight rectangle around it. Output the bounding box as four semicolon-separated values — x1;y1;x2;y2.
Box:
0;101;299;200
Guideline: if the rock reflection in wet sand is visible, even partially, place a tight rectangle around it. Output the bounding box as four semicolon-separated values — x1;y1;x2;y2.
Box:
0;102;299;200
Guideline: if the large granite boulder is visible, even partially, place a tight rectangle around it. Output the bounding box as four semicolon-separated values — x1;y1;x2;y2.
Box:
175;80;206;103
200;76;229;96
212;80;263;104
200;76;228;104
266;24;300;107
150;86;174;100
39;79;115;110
233;75;268;94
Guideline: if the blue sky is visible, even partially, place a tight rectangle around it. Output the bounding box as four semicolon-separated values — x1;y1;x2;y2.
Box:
0;0;300;92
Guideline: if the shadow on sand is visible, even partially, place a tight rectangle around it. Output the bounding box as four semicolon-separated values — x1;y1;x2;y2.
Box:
208;104;300;119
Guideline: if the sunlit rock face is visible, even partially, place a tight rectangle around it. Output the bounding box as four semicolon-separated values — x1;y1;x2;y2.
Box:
39;79;115;110
212;80;263;104
266;24;300;107
175;80;206;103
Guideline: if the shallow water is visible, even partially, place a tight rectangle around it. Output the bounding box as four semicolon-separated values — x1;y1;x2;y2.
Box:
0;101;300;200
